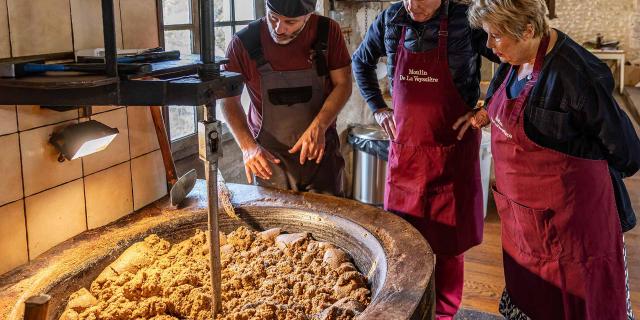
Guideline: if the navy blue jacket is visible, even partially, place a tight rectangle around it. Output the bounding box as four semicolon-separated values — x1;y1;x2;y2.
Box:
486;30;640;231
352;1;498;111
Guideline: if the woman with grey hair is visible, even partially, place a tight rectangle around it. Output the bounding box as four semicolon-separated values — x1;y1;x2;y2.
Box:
463;0;640;318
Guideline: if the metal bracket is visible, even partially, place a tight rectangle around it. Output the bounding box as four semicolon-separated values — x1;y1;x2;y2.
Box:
198;119;222;162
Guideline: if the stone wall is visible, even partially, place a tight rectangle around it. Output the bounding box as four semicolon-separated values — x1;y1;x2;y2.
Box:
630;0;640;62
549;0;638;61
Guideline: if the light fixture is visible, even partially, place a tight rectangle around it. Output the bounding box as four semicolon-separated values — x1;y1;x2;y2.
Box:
49;120;119;162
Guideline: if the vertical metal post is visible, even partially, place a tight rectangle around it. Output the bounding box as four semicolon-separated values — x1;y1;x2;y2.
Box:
101;0;118;78
198;0;222;313
199;0;220;79
200;0;215;64
199;105;222;318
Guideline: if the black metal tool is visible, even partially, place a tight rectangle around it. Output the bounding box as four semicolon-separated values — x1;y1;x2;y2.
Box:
78;50;181;64
0;61;151;78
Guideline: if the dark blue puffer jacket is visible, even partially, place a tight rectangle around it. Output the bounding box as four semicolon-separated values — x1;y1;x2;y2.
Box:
352;1;498;111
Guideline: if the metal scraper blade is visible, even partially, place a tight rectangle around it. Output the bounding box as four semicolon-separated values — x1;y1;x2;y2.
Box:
170;169;197;207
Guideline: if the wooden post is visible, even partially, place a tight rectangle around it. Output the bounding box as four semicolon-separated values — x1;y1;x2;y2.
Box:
24;294;51;320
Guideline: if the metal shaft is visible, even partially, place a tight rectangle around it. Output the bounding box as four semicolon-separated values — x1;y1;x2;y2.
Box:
203;105;222;318
101;0;117;78
200;0;215;65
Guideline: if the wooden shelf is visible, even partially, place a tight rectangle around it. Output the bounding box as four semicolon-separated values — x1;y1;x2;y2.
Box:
0;55;243;106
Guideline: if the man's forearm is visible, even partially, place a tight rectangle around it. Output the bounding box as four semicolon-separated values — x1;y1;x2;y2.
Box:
353;58;388;113
220;96;257;150
313;66;353;130
313;82;352;130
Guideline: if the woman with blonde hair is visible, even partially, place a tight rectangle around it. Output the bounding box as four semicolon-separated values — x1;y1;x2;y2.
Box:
463;0;640;318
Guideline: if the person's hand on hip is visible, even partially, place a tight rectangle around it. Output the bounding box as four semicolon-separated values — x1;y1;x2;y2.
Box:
374;107;397;140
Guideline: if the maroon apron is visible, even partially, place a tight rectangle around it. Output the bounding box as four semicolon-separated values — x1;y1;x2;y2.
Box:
488;35;627;319
384;5;483;256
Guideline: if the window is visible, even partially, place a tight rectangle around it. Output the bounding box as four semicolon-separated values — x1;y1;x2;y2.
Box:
159;0;263;160
161;0;199;56
213;0;264;56
160;0;264;56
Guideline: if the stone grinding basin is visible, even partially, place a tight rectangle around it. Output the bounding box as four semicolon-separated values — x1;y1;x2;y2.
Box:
0;181;434;319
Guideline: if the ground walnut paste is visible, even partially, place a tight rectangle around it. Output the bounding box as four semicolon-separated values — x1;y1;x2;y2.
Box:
59;227;370;320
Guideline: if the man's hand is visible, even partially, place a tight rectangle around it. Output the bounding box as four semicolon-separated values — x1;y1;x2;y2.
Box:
452;108;490;140
289;122;327;165
374;107;396;140
242;143;281;183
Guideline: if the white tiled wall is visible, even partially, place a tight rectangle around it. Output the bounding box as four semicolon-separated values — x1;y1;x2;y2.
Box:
0;134;22;206
17;106;78;131
131;149;167;211
83;107;130;175
0;106;17;135
0;106;167;275
128;107;160;158
0;200;28;275
85;162;133;229
20;120;83;196
25;179;86;259
0;0;165;276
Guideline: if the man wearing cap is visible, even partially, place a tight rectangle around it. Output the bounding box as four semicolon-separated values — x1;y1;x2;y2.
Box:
221;0;352;195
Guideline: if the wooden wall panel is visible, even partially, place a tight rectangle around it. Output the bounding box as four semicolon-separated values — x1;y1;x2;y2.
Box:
7;0;73;57
70;0;124;50
0;0;9;58
120;0;159;49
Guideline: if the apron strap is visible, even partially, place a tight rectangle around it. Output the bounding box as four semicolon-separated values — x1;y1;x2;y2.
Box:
437;0;450;60
312;16;331;77
237;20;268;67
530;34;550;81
519;34;551;98
399;26;407;47
511;33;551;121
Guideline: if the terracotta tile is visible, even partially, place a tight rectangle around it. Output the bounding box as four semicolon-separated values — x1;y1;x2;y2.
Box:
92;106;124;114
0;134;22;206
7;0;73;57
85;162;132;229
0;200;28;275
20;121;83;196
0;0;9;59
70;0;124;50
131;150;167;210
127;107;159;158
120;0;159;49
0;105;17;135
25;179;86;259
83;108;130;175
17;106;78;131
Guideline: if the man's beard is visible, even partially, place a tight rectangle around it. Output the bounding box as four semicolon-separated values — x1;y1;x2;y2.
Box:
268;18;308;44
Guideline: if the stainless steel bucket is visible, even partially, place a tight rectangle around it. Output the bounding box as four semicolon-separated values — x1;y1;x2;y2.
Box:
351;125;389;206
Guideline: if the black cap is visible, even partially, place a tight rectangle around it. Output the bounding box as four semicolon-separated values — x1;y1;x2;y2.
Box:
266;0;316;17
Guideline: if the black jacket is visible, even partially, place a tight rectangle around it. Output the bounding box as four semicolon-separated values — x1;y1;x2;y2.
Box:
486;30;640;231
352;1;498;111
